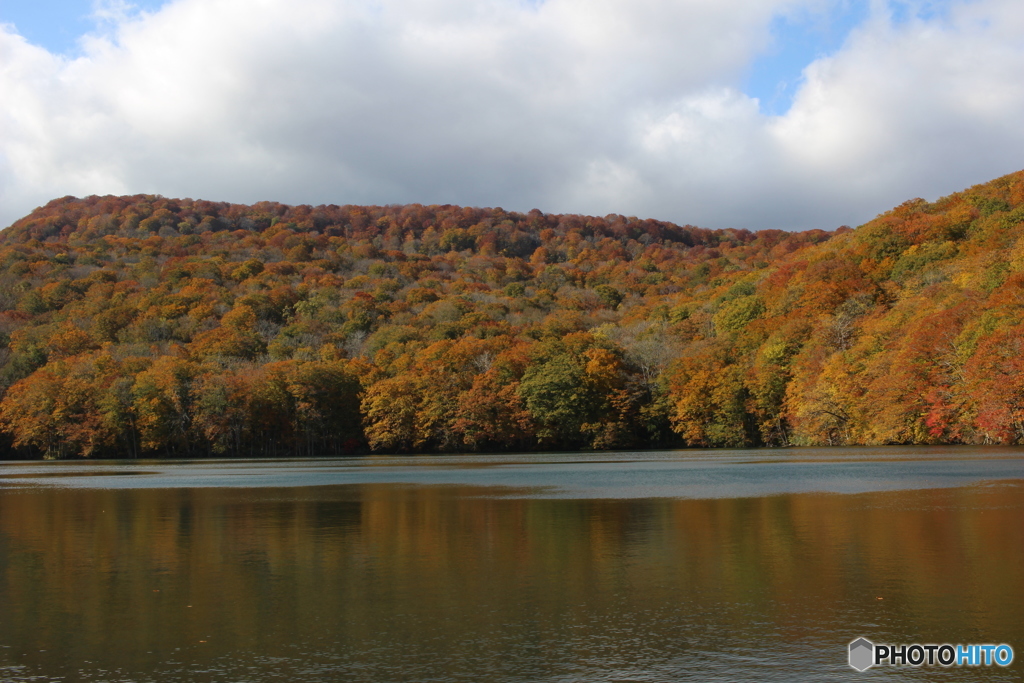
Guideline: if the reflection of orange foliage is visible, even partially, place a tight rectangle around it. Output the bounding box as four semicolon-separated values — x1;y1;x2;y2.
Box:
0;482;1021;667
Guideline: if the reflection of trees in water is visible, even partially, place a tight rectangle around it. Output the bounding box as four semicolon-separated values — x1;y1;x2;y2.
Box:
0;483;1022;678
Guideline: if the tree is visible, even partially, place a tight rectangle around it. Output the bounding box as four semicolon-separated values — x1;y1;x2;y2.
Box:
132;356;197;454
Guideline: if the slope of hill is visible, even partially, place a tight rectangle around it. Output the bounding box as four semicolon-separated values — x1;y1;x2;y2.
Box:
0;171;1022;458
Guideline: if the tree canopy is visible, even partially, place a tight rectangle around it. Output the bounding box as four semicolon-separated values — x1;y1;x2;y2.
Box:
1;170;1024;457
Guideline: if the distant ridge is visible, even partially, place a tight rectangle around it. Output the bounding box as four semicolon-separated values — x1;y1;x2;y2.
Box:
0;170;1022;458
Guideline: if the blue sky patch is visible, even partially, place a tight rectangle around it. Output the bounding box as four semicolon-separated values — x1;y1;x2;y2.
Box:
744;2;870;116
0;0;167;54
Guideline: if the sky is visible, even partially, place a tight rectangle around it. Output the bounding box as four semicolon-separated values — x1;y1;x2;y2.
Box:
1;0;1023;232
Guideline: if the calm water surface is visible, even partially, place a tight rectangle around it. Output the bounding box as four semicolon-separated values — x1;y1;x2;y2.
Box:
1;446;1022;681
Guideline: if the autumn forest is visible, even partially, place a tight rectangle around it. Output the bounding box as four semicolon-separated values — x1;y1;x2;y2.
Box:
1;171;1023;459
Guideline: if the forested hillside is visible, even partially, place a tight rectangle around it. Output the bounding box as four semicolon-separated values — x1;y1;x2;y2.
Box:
1;170;1023;458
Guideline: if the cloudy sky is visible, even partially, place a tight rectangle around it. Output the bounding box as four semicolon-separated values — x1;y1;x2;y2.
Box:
1;0;1023;232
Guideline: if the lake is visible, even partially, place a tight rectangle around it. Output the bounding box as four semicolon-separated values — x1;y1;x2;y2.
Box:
1;446;1022;681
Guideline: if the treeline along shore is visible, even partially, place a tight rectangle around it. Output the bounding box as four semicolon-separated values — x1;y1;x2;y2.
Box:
1;171;1024;458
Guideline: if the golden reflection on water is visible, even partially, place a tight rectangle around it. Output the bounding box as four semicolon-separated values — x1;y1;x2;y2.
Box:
0;482;1022;681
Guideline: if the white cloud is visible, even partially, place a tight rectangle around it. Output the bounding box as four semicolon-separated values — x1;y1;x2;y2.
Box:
1;0;1024;231
765;0;1024;221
